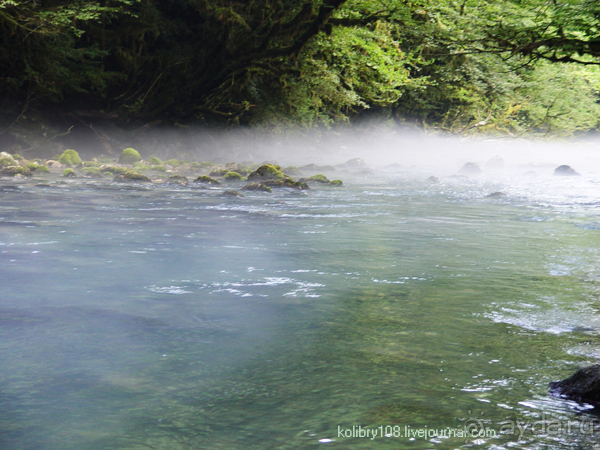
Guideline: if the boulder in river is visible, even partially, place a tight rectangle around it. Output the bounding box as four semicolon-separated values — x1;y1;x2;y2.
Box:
458;162;482;175
486;192;506;198
113;172;151;182
553;165;580;176
426;176;439;183
549;365;600;406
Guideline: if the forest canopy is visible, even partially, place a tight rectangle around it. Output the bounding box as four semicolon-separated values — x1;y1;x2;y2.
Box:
2;0;600;137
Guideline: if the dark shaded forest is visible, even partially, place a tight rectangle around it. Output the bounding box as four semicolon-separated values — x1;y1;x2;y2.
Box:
2;0;600;156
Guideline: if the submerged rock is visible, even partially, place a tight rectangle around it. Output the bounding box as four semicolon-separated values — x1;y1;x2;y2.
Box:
242;182;272;193
1;165;32;177
458;162;482;175
298;174;329;184
553;165;580;176
550;365;600;406
113;172;152;182
194;175;220;185
167;175;188;184
222;190;244;197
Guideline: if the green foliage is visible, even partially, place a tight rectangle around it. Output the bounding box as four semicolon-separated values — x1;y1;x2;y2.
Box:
119;148;141;164
63;168;77;177
58;150;82;166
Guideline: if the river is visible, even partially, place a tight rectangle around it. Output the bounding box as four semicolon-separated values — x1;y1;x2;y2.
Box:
0;157;599;449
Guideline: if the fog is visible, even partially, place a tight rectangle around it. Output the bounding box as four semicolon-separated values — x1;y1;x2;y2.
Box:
65;123;600;176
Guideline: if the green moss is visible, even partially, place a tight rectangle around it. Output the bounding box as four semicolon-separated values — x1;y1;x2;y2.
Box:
82;161;100;168
200;161;215;168
209;168;229;177
82;167;102;176
283;166;301;176
113;171;152;182
12;154;23;161
63;168;77;178
98;155;113;164
100;165;128;174
151;165;166;172
308;174;329;183
328;179;343;186
168;175;188;184
242;182;272;193
119;148;142;165
223;171;245;181
133;162;151;171
247;164;286;180
26;163;50;173
58;149;82;166
1;165;32;176
263;179;309;190
149;156;163;165
165;159;185;167
0;152;16;168
194;175;220;185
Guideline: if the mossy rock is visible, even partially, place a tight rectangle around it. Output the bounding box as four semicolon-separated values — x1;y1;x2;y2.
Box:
58;149;82;166
26;163;50;173
1;165;32;176
98;155;113;164
300;163;336;173
194;175;220;185
188;162;203;171
82;161;100;168
200;161;215;168
12;154;23;161
328;179;343;186
113;172;152;182
209;168;229;177
63;168;77;178
149;156;163;165
119;148;142;165
133;162;152;171
222;190;244;197
0;152;16;168
168;175;188;184
299;174;330;184
262;179;309;190
165;159;186;167
100;165;128;174
151;165;166;172
247;164;286;180
82;167;102;177
242;182;272;193
283;166;301;176
223;171;245;181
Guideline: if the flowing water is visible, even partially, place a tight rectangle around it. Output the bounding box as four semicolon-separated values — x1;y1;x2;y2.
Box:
2;162;600;450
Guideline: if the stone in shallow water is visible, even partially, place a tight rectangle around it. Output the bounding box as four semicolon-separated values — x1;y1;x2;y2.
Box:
549;365;600;405
458;162;481;175
553;165;580;176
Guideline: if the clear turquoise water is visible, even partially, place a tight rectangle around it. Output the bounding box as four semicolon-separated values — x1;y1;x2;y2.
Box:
1;170;600;449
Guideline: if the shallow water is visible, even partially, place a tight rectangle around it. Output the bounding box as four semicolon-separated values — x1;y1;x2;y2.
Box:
2;168;600;449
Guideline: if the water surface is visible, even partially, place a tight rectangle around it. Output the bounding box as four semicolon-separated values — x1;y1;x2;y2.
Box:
1;169;600;449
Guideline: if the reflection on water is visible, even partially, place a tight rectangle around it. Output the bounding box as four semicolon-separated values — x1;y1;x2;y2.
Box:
1;170;600;449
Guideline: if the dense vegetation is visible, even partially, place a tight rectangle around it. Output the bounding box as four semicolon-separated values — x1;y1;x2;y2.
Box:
2;0;600;137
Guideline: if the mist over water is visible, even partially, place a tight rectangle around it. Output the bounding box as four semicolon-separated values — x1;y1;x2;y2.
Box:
2;129;600;449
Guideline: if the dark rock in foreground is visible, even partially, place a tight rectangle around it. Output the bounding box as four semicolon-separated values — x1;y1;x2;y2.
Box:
458;162;482;175
550;365;600;405
553;165;580;176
